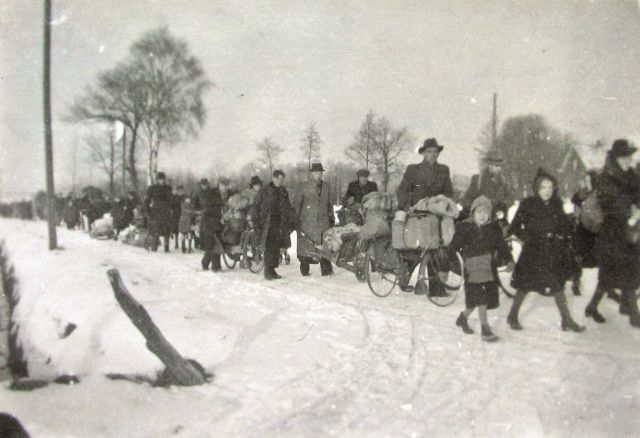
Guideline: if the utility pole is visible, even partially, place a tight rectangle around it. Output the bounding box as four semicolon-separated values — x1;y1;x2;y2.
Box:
122;125;127;193
491;92;498;149
43;0;57;250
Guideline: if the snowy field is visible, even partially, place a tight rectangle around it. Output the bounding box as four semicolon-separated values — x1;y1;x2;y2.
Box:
1;218;639;437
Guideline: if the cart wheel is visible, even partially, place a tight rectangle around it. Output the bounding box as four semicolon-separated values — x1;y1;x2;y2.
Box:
244;236;263;274
365;253;397;297
223;251;237;269
354;253;367;282
418;249;462;307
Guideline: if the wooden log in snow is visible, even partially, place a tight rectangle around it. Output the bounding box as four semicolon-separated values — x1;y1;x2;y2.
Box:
106;269;206;386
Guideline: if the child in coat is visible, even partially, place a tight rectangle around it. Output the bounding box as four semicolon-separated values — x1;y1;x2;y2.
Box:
178;196;197;253
448;196;514;342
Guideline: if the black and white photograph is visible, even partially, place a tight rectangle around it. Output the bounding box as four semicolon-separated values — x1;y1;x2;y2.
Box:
1;0;639;436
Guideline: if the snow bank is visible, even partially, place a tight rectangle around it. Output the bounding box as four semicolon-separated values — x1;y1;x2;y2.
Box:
1;218;639;437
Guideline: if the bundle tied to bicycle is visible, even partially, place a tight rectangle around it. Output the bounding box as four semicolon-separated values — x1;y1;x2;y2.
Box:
319;192;459;269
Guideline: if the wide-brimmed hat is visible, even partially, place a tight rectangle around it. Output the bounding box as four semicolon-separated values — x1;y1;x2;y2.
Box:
486;149;504;165
418;138;444;154
310;162;325;172
356;169;370;177
609;139;637;159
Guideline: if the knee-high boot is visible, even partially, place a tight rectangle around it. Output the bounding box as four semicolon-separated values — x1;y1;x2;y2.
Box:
555;290;585;332
622;288;640;328
585;284;606;323
507;290;526;330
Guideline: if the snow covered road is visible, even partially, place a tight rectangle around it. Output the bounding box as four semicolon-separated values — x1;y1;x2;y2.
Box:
1;219;639;437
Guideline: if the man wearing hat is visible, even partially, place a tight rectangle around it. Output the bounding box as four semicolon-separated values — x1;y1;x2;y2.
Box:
217;177;237;205
144;171;174;252
193;177;225;271
587;139;640;328
461;149;513;215
343;169;378;206
293;162;335;276
397;138;453;210
396;138;453;293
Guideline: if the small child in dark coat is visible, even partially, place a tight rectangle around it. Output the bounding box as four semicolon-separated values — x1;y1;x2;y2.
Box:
178;196;197;253
448;196;514;342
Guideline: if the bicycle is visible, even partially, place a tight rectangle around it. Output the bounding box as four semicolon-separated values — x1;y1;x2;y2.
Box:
362;215;464;306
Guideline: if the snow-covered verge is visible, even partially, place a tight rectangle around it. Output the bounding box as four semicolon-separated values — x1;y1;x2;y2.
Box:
0;218;638;437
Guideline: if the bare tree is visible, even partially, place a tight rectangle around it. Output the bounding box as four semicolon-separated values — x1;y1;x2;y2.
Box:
346;110;376;170
68;26;211;190
256;137;283;175
84;126;122;195
370;117;414;191
300;123;322;171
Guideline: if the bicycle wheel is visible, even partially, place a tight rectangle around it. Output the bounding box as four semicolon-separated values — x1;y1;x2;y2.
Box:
354;252;367;282
497;266;517;298
222;251;237;269
417;249;461;307
365;252;397;297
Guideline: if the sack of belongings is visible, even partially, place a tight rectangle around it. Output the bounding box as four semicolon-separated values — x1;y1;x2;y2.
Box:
321;223;361;259
90;213;114;239
362;192;398;214
411;194;459;219
359;209;391;240
392;213;455;250
120;225;150;248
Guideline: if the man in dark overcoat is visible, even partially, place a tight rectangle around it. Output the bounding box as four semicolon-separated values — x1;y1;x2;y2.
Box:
461;149;512;216
586;139;640;327
397;138;453;210
396;138;453;293
343;169;378;205
193;178;224;271
293;162;335;276
144;172;174;252
251;170;294;280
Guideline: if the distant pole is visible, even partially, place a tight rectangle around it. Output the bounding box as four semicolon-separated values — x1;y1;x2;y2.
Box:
43;0;57;250
122;126;127;193
491;92;498;149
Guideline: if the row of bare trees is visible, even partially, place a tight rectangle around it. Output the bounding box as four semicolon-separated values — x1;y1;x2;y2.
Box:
254;113;413;192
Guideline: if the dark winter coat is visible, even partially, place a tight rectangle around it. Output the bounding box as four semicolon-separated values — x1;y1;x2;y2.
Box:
170;194;183;233
110;200;128;231
449;220;512;310
343;180;378;206
251;182;295;251
144;184;173;236
193;186;224;252
178;200;196;234
293;180;335;258
397;161;453;210
508;195;574;294
63;202;79;226
570;188;598;268
596;157;640;290
461;170;512;210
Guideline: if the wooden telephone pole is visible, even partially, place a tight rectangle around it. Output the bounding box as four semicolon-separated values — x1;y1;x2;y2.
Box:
491;92;498;149
43;0;57;250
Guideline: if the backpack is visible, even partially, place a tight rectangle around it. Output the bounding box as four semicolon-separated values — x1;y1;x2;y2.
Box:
578;192;603;233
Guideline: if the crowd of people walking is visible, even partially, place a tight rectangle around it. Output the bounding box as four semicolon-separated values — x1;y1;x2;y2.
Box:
3;138;638;341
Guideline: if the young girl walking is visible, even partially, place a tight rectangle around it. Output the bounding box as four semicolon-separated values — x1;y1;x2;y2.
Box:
448;196;514;342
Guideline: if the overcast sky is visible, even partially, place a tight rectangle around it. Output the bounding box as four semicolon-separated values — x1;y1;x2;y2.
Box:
1;0;639;198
